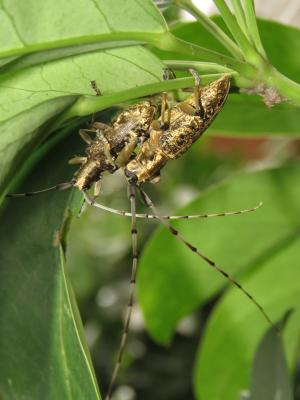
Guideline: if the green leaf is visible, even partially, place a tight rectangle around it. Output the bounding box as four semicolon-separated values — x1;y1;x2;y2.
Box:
0;131;100;399
250;312;293;400
157;19;300;135
194;230;300;400
194;238;300;400
0;45;164;199
0;0;172;202
211;93;300;136
138;164;300;344
0;0;167;59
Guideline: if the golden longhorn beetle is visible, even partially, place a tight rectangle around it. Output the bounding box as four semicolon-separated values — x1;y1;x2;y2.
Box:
7;69;273;400
125;70;230;184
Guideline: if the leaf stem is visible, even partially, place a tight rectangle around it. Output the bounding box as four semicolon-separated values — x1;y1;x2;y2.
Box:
54;73;235;126
0;34;146;59
63;76;206;118
242;0;266;57
163;60;234;73
165;60;254;88
230;0;248;36
154;33;255;76
213;0;260;64
174;0;243;60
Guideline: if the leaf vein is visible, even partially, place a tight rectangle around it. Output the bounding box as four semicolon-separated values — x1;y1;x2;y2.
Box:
90;0;115;32
0;1;27;47
135;0;165;29
104;49;161;81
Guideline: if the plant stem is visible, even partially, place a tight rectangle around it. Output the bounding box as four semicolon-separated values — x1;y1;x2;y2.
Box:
55;72;239;125
164;60;254;88
213;0;260;65
162;60;300;108
242;0;266;57
230;0;248;36
174;0;243;60
0;30;251;77
55;76;193;124
0;34;145;59
267;67;300;107
154;33;255;76
164;60;234;73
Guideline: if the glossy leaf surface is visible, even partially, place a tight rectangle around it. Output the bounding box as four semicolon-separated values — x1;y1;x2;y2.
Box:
0;132;101;399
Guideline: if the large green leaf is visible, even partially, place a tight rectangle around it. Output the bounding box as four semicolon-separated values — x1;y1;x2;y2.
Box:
194;232;300;400
0;45;164;200
138;164;300;344
157;19;300;135
0;0;167;59
0;130;101;399
0;0;172;203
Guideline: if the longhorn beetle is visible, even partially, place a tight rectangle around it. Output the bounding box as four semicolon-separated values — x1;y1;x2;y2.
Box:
6;69;274;400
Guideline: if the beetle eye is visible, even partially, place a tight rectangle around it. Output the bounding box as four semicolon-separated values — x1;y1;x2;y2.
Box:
124;169;138;184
